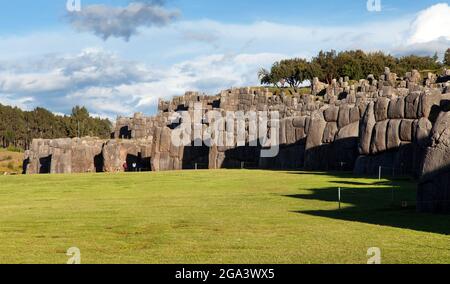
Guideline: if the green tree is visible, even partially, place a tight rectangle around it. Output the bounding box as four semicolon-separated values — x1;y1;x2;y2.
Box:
259;59;321;91
444;48;450;67
312;50;338;84
0;103;111;150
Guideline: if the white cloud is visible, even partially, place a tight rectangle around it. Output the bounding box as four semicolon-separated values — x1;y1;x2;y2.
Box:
67;1;180;41
407;3;450;45
0;49;284;118
0;94;35;110
1;3;450;119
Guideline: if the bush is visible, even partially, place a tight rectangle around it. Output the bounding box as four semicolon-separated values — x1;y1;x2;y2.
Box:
7;161;15;170
6;146;23;153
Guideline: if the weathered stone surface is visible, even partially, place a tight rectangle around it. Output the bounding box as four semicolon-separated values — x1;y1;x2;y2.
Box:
25;138;105;174
279;118;287;145
304;110;327;170
370;120;388;154
336;122;359;140
374;97;389;121
418;111;450;213
415;117;433;145
399;119;414;142
420;112;450;179
358;102;376;155
405;92;420;119
323;122;338;143
418;91;442;118
306;111;327;150
349;106;360;123
324;105;339;122
295;127;306;141
388;98;405;119
285;118;297;145
292;117;307;128
337;104;350;128
386;119;401;150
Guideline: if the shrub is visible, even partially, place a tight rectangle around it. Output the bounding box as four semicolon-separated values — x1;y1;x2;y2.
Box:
7;161;15;170
6;146;23;153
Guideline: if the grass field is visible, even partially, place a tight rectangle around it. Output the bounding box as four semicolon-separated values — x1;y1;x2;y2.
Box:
0;170;449;264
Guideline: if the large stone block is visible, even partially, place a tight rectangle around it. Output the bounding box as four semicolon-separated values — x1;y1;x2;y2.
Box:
415;117;433;145
405;92;420;119
370;120;388;154
292;116;307;128
358;102;376;155
285;118;297;145
349;106;360;123
386;119;401;150
418;111;450;213
337;105;350;128
418;91;442;118
374;97;389;122
388;98;405;119
336;121;359;140
324;105;339;122
323;122;338;143
399;119;414;142
306;111;327;150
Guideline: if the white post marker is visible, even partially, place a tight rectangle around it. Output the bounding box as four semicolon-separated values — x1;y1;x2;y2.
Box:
378;166;382;180
338;187;341;210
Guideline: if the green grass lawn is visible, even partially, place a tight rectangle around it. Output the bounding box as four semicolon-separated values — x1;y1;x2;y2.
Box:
0;170;449;264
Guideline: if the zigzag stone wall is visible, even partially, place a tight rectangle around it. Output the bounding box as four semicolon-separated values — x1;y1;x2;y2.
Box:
23;68;450;213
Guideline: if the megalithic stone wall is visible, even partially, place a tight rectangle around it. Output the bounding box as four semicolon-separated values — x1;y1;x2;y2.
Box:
24;138;105;174
354;89;449;177
23;68;450;214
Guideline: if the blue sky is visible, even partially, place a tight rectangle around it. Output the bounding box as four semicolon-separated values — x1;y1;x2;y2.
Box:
0;0;444;31
0;0;449;117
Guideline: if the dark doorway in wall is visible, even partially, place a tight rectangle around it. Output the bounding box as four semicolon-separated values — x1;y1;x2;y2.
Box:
126;154;138;172
210;99;221;109
175;104;189;112
183;144;210;169
119;126;132;139
223;146;261;169
39;155;52;174
126;153;152;172
94;153;104;173
22;158;30;174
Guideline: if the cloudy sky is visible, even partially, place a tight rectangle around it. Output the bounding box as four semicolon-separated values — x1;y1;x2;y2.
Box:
0;0;449;118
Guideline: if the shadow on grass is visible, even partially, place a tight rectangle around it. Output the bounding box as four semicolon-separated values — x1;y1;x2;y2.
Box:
284;180;450;235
